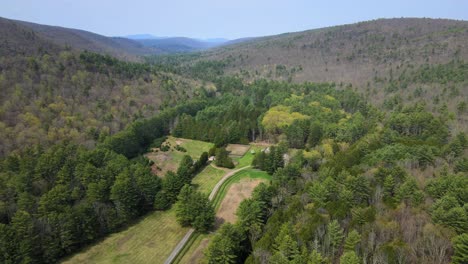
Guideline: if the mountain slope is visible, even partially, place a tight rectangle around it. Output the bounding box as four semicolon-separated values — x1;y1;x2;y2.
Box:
14;19;153;60
194;18;468;128
0;17;63;56
205;18;468;81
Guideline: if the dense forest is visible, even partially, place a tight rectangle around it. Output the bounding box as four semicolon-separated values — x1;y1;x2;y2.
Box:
203;84;467;264
0;17;467;264
0;50;208;156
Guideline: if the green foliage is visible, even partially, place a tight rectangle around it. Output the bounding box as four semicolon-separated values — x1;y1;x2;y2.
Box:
426;173;468;202
205;223;245;264
175;185;215;232
236;199;264;231
344;230;361;252
173;97;261;145
150;136;168;149
253;146;286;174
274;223;300;262
340;251;360;264
452;233;468;264
431;195;468;233
215;147;235;168
327;220;344;253
0;142;172;262
110;169;141;221
387;105;448;145
153;191;171;210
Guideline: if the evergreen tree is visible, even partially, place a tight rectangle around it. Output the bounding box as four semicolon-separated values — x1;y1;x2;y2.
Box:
274;224;300;261
154;190;171;210
327;220;344;255
134;164;162;208
340;251;360;264
252;151;266;170
383;175;395;205
308;249;326;264
452;233;468;264
236;199;263;231
175;185;215;232
344;229;361;252
205;223;243;264
110;170;141;220
11;210;38;263
215;148;234;168
308;122;323;147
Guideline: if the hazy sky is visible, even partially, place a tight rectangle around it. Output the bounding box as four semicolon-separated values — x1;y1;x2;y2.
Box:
1;0;467;39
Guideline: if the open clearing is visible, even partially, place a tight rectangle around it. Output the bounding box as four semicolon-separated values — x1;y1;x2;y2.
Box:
63;209;188;264
145;136;213;176
217;178;265;224
191;165;225;195
226;144;251;157
234;145;263;168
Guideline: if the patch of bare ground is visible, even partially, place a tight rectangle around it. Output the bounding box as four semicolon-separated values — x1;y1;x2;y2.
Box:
226;144;251;156
250;141;272;147
216;178;265;225
145;152;177;177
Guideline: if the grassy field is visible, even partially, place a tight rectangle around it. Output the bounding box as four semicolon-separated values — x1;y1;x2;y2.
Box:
145;136;214;176
174;233;210;264
63;209;188;264
234;145;263;168
191;165;225;195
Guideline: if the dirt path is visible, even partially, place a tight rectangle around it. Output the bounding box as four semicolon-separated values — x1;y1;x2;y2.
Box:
164;166;251;264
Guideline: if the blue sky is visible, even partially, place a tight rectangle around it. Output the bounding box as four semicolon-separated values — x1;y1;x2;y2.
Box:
1;0;467;39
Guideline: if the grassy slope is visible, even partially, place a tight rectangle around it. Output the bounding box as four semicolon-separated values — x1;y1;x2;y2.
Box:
234;145;263;168
192;165;226;195
63;209;188;264
146;137;214;176
176;233;209;264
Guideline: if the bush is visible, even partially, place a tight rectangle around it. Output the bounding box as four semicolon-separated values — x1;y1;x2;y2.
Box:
175;145;187;152
151;136;168;149
160;144;170;152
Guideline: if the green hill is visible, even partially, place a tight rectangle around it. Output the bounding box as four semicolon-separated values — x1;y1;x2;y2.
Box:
192;18;468;120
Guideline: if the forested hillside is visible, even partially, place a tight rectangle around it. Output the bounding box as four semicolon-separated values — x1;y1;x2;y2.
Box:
202;82;467;264
0;17;152;60
0;50;207;157
174;18;468;124
0;17;466;264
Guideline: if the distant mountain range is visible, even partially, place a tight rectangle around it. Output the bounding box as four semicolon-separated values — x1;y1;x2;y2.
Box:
130;37;228;53
123;35;232;53
125;34;229;43
0;17;249;60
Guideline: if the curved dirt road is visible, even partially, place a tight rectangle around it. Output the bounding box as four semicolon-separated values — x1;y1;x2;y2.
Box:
164;165;251;264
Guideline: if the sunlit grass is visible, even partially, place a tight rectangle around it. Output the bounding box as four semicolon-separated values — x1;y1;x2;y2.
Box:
63;209;188;264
